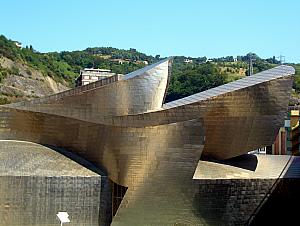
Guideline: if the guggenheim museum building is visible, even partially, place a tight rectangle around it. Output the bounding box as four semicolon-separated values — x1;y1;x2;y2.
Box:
0;58;298;225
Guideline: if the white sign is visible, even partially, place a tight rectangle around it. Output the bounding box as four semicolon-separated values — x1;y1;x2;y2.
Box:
57;212;70;225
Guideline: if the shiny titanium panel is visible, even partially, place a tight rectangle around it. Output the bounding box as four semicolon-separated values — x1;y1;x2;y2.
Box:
0;60;295;225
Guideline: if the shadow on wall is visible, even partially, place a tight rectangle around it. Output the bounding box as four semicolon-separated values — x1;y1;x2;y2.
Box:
44;144;107;175
193;182;232;225
250;157;300;225
201;154;258;171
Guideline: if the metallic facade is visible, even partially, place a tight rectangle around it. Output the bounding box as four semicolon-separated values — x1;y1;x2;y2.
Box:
0;59;295;225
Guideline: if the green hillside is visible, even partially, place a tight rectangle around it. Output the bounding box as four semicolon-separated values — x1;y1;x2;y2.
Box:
0;35;153;86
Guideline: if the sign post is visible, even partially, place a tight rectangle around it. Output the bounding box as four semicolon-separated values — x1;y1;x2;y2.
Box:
57;212;70;226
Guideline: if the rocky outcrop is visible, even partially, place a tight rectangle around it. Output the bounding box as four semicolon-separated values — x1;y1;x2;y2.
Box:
0;56;69;103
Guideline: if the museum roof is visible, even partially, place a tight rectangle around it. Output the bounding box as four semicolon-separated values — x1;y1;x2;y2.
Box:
0;140;102;177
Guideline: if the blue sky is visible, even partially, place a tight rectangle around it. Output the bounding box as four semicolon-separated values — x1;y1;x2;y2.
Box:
1;0;299;62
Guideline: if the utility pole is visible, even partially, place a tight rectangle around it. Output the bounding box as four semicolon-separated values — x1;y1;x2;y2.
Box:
248;56;254;76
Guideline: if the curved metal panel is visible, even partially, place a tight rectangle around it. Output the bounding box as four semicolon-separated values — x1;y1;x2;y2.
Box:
6;58;172;120
0;61;295;225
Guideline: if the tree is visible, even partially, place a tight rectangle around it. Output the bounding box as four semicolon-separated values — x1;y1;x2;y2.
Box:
165;63;225;102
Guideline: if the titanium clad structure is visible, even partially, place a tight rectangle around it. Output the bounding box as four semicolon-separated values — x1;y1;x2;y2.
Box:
0;58;295;225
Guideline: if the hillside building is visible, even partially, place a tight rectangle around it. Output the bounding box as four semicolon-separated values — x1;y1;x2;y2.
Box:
75;68;121;86
14;41;22;48
184;59;193;63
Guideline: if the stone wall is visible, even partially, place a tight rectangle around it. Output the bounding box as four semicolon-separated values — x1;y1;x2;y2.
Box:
194;179;276;225
0;141;112;226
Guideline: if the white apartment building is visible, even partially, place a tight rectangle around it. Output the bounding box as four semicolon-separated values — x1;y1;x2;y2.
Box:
76;68;119;86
